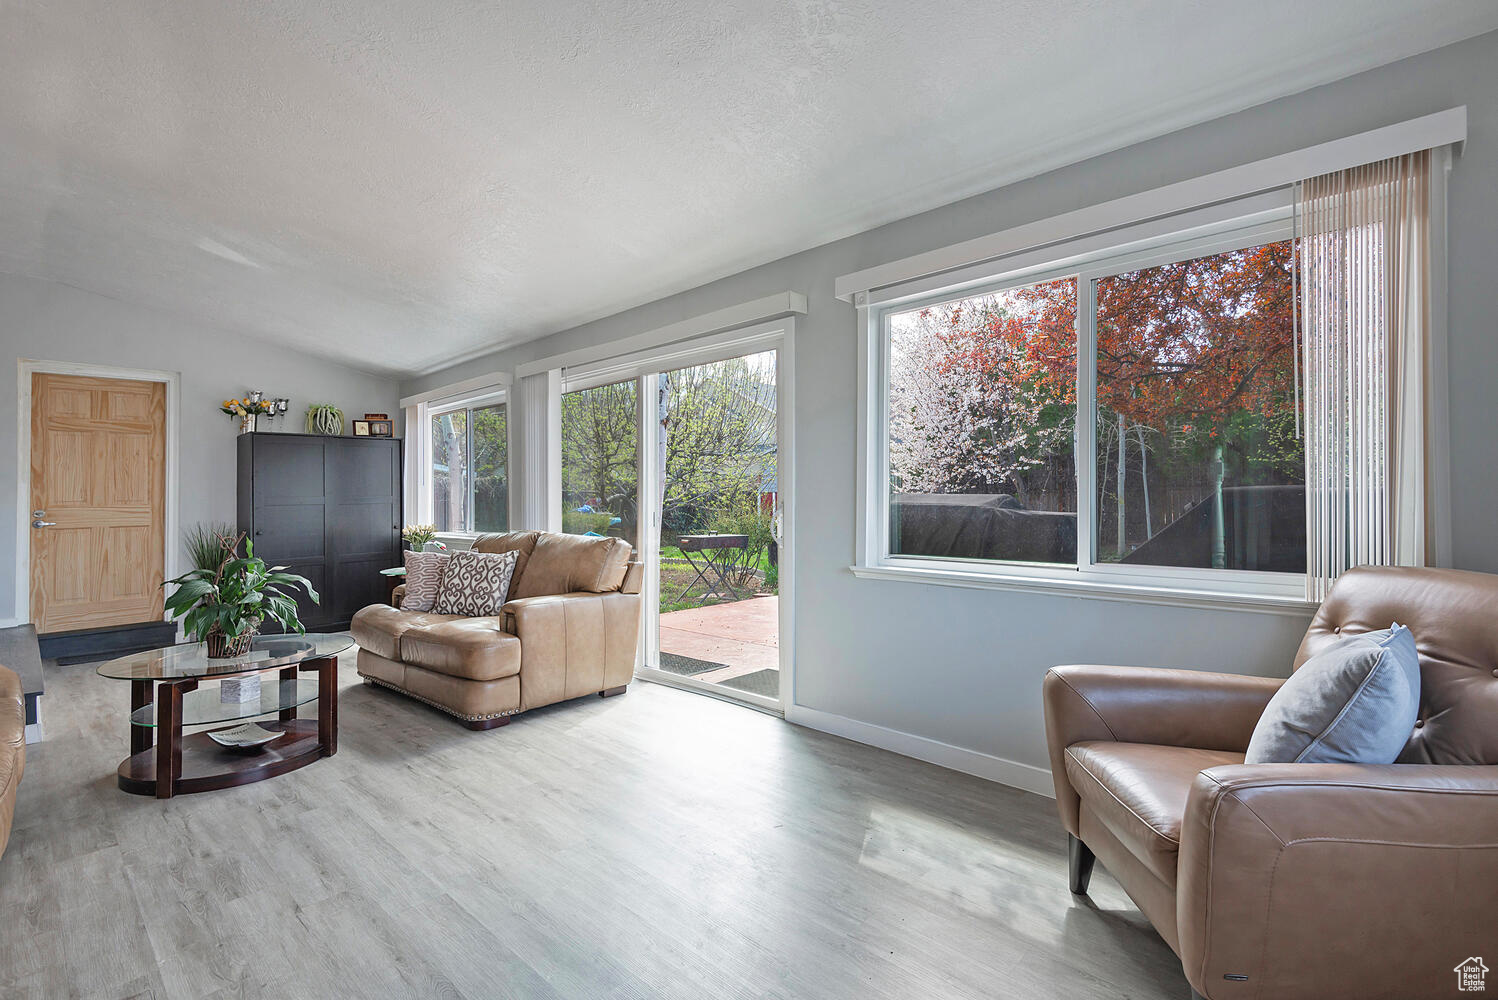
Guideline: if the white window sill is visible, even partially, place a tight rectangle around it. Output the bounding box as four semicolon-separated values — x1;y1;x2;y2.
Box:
432;532;479;549
848;563;1319;617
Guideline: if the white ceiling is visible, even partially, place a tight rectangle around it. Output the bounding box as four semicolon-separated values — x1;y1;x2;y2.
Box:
2;2;1496;378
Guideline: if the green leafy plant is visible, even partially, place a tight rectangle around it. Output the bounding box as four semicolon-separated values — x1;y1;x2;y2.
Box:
562;510;616;536
163;533;319;656
183;522;238;572
305;403;344;435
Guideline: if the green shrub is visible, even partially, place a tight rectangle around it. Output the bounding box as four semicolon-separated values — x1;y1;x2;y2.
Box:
562;510;616;536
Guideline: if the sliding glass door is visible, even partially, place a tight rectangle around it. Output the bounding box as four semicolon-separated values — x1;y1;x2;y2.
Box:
645;349;782;707
558;323;792;712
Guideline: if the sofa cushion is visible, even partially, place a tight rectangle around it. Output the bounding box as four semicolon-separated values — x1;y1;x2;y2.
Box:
1247;624;1421;765
433;550;520;617
1065;741;1243;885
400;617;522;681
511;533;632;599
472;531;543;590
350;604;464;661
399;550;449;612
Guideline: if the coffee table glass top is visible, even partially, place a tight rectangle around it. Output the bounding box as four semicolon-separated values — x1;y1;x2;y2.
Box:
96;632;354;681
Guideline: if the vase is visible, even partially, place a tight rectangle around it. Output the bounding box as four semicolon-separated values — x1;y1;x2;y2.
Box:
206;629;256;658
239;412;256;434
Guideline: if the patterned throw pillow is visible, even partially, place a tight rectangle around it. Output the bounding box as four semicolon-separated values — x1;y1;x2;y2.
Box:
399;551;449;612
432;550;520;617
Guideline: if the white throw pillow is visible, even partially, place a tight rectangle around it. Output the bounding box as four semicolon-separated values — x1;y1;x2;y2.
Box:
432;550;520;617
399;551;449;612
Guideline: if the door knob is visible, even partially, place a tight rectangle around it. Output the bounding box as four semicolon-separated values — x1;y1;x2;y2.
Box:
32;519;55;528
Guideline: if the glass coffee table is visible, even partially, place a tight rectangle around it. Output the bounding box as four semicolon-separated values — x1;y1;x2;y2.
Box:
97;633;352;798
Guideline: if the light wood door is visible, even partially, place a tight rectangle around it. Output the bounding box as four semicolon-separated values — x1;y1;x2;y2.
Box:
30;373;166;633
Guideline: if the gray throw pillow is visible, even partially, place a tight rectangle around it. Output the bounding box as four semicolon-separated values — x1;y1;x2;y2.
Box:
399;550;449;612
1245;624;1421;764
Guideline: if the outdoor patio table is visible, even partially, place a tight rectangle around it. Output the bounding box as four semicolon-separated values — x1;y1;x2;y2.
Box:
675;534;750;604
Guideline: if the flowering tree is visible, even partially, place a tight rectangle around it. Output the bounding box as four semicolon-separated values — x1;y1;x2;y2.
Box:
888;279;1077;510
889;241;1300;564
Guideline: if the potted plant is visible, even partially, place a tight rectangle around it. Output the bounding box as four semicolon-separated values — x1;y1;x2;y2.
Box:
305;403;344;436
222;396;275;434
401;523;443;551
163;533;319;658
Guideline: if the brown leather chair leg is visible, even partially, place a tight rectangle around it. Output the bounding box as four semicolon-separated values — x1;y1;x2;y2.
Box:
1068;834;1095;894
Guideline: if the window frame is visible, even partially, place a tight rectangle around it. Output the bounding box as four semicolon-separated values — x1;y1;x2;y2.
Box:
416;387;511;539
857;204;1314;611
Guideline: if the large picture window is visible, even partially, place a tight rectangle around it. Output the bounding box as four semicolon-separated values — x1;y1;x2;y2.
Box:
873;218;1308;597
430;400;508;533
1094;242;1302;573
887;276;1078;564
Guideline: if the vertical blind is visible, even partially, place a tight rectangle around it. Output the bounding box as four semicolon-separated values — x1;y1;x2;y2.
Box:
1297;150;1431;601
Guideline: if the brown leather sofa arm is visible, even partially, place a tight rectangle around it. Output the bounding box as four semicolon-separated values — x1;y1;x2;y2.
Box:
1177;763;1498;1000
1044;665;1282;833
503;591;640;709
389;583;406;605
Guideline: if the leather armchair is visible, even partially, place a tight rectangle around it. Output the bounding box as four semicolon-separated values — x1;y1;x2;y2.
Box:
1044;566;1498;1000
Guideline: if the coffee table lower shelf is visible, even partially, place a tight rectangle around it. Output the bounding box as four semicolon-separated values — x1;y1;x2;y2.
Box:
116;718;325;796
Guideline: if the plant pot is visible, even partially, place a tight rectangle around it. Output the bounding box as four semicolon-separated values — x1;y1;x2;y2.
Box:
239;412;257;434
206;629;256;659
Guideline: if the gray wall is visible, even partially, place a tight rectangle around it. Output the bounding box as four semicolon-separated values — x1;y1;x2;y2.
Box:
1;272;401;622
410;31;1495;776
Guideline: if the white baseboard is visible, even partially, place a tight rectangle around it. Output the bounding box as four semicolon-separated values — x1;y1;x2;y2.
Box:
0;618;22;630
785;704;1055;798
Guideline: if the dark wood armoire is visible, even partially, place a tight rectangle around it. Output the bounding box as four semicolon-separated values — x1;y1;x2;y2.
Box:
236;432;402;631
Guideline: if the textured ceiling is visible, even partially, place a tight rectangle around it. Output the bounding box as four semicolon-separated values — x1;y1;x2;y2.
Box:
2;1;1496;377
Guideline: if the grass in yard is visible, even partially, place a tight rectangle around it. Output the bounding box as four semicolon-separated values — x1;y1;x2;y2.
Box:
658;558;776;615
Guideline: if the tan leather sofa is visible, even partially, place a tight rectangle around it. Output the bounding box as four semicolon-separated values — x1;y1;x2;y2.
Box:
351;530;642;729
1044;566;1498;1000
0;664;24;859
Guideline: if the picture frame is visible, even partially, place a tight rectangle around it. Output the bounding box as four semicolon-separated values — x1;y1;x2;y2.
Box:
368;419;394;438
352;419;371;437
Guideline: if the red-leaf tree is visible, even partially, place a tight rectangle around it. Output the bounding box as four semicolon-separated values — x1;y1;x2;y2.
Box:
889;241;1300;560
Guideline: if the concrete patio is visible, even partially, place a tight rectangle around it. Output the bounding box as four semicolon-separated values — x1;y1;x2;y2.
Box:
658;595;779;691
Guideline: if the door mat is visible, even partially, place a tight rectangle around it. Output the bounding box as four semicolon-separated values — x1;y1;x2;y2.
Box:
715;668;780;699
658;652;726;676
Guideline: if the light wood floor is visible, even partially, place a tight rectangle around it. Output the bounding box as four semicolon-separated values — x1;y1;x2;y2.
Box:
0;651;1185;999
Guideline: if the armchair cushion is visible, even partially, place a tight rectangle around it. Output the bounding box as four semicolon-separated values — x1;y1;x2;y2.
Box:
350;604;463;661
399;617;521;681
1065;742;1243;885
1246;624;1420;764
511;533;632;598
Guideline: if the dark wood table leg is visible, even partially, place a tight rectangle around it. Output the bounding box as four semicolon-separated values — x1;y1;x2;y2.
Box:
303;655;338;757
155;678;197;799
279;665;298;722
130;680;153;756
